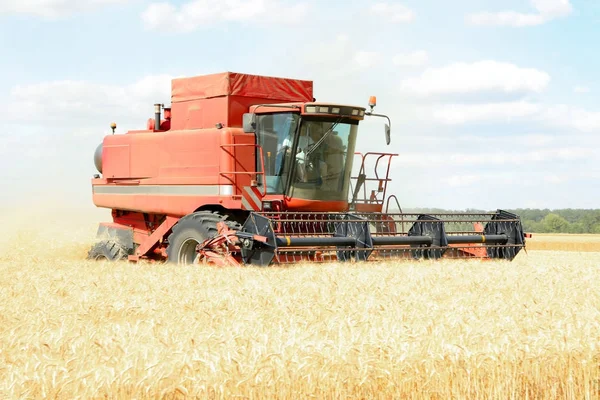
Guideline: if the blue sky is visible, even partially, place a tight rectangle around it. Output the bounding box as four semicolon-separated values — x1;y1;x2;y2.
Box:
1;0;599;210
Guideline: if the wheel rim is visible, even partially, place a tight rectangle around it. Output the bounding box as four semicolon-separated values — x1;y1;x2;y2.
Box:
178;237;200;264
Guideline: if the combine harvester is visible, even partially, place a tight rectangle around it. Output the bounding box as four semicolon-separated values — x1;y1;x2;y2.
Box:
89;72;527;266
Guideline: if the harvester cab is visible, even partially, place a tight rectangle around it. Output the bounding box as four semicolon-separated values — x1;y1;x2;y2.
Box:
88;71;527;266
240;99;392;213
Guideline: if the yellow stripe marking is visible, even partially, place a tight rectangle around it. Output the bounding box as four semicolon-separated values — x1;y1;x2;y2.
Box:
286;236;291;246
481;235;486;243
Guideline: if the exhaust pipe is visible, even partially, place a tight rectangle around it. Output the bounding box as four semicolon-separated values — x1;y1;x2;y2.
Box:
154;103;162;131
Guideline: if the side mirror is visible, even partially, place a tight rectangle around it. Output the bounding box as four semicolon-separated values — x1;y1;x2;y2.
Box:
384;124;391;145
243;113;256;133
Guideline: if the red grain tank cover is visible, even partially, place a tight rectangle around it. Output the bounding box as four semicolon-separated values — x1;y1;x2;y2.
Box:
171;72;313;103
169;72;313;130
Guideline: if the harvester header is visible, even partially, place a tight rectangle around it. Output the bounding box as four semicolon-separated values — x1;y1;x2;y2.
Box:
88;71;527;265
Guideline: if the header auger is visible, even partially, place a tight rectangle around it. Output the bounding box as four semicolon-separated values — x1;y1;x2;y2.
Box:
195;210;526;266
88;71;527;265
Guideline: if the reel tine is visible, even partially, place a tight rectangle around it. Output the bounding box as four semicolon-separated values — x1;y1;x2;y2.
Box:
238;210;526;266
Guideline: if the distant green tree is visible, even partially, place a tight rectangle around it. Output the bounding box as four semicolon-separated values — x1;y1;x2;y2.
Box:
523;220;543;233
541;213;570;233
567;222;586;234
581;211;600;233
400;207;600;233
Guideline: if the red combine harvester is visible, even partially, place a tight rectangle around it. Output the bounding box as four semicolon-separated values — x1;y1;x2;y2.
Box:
89;72;526;265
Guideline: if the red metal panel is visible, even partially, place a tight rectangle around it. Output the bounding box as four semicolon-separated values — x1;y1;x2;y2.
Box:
170;96;229;131
93;193;242;216
104;128;236;182
130;216;179;261
94;127;254;216
171;96;302;130
102;144;130;178
231;132;256;194
95;177;223;185
128;134;160;178
354;203;384;213
159;129;222;180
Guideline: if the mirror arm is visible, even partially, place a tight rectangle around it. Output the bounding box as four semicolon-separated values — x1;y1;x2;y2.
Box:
365;112;392;145
365;111;391;128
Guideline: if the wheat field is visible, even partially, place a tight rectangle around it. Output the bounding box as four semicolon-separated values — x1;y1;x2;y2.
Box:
527;233;600;252
1;206;600;399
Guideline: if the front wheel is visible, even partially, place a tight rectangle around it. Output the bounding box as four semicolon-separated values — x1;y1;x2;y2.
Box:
166;211;240;265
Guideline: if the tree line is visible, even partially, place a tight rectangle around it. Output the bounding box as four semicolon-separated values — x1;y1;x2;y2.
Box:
507;209;600;234
402;208;600;234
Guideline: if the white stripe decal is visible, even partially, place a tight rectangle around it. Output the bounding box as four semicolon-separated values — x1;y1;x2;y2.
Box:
243;186;262;211
93;185;221;196
241;196;254;211
219;185;234;196
244;187;260;206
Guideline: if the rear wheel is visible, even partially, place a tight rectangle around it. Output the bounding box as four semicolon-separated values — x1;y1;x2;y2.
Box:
87;240;129;261
166;211;241;265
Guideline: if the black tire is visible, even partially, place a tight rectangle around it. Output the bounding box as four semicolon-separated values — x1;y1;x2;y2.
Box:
166;211;241;265
87;240;130;261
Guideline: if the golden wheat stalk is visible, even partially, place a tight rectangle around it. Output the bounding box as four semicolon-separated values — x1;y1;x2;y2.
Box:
1;208;599;398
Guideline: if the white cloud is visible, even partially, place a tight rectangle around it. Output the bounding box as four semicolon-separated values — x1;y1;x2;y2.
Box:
428;101;600;133
392;50;428;67
432;101;541;125
0;74;182;209
336;34;349;43
467;0;572;27
447;173;517;188
370;2;414;23
400;61;550;96
467;11;544;27
531;0;572;18
543;174;568;184
4;74;173;131
574;85;591;93
142;0;309;32
353;51;382;69
297;34;390;89
447;170;578;188
447;174;486;187
0;0;127;18
397;147;597;168
297;34;352;81
448;133;557;147
540;105;600;132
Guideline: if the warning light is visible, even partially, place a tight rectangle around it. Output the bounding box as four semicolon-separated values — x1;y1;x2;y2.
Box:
369;96;377;108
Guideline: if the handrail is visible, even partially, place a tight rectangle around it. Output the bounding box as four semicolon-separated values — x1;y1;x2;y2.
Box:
220;143;267;196
385;194;402;213
350;152;398;205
